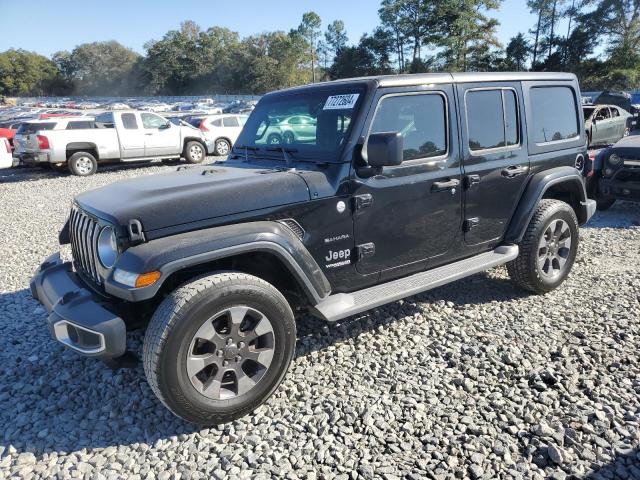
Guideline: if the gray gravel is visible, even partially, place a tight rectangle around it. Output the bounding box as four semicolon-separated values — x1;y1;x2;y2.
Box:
1;162;639;479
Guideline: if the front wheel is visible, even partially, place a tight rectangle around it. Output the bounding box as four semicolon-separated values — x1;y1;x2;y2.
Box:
143;272;296;425
214;139;231;156
507;199;579;294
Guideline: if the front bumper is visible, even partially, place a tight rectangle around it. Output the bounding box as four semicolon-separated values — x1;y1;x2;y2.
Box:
30;253;126;361
600;177;640;202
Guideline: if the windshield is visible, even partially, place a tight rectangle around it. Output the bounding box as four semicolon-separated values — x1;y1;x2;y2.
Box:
234;85;366;162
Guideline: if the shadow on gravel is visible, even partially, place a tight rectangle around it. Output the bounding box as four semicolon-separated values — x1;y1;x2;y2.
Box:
0;272;525;456
583;201;640;230
583;447;640;479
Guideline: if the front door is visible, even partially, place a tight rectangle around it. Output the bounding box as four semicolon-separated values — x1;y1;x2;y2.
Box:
141;113;181;156
457;83;529;246
353;86;463;277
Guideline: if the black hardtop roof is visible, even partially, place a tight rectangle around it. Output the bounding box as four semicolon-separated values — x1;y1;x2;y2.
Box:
270;72;578;96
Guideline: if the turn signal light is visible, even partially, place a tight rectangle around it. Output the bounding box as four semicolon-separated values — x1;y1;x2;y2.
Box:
134;271;161;288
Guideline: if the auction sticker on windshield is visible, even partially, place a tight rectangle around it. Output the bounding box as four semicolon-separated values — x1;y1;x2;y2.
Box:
324;94;360;110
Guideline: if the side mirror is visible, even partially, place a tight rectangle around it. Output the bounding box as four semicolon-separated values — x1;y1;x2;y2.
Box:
367;132;404;167
159;122;171;130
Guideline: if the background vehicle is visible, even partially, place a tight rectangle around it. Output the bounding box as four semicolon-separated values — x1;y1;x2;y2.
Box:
15;111;208;175
586;135;640;209
0;137;13;168
583;104;633;146
258;115;318;145
197;114;248;155
0;120;22;150
31;72;594;425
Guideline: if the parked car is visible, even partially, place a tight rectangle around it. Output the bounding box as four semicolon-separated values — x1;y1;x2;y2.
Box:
31;72;595;425
583;104;632;146
14;111;210;176
197;114;248;155
0;120;22;150
257;114;318;146
0;137;13;168
586;135;640;209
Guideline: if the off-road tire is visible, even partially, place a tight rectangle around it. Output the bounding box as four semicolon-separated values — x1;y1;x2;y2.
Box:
143;272;296;425
184;141;206;164
507;199;579;294
67;151;98;176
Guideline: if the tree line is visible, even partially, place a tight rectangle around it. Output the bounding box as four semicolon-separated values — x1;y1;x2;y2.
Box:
0;0;638;98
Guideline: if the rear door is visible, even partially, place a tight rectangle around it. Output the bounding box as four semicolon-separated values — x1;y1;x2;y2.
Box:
222;116;242;143
592;107;614;144
141;112;181;156
457;83;529;246
115;112;145;159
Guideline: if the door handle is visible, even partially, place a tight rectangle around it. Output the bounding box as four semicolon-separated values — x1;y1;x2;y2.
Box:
501;165;528;178
145;133;154;136
431;178;460;192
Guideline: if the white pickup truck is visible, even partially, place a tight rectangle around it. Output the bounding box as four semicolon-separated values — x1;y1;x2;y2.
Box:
14;111;213;176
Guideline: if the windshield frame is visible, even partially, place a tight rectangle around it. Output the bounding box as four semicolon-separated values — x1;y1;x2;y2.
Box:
233;82;370;164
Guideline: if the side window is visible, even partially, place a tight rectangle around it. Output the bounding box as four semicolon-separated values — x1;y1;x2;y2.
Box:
530;86;579;143
223;116;240;127
212;119;223;127
370;93;447;161
611;107;619;117
141;113;167;129
121;113;138;130
465;89;519;152
95;112;115;129
66;121;93;130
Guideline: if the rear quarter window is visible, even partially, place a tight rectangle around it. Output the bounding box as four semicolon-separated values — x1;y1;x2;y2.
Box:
530;86;579;143
17;122;56;134
66;121;95;130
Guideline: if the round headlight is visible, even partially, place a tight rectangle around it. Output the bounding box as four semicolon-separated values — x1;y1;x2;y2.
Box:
608;153;622;166
97;226;118;268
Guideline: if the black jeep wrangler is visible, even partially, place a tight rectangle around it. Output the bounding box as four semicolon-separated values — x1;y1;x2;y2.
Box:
31;72;596;424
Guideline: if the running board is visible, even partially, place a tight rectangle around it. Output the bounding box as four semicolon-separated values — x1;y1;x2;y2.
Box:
312;245;519;322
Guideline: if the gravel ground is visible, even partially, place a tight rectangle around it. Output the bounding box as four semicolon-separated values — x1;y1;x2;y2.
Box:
0;162;639;480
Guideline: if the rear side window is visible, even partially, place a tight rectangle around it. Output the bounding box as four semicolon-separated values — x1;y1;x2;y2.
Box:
466;89;519;151
66;121;94;130
17;122;56;134
212;119;223;127
223;117;240;127
370;93;447;161
121;113;138;130
95;112;115;129
530;87;579;143
611;107;620;117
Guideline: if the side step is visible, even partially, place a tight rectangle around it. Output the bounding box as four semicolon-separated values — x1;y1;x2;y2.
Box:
312;245;519;322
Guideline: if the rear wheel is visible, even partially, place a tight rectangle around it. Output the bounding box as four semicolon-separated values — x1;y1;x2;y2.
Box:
184;141;205;163
507;199;579;294
143;272;296;425
214;139;231;156
68;152;97;176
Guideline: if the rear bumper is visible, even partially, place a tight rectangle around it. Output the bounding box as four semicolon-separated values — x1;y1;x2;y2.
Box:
16;152;51;164
599;177;640;202
30;253;126;361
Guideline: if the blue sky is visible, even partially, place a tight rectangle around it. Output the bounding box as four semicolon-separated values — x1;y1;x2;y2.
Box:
0;0;539;57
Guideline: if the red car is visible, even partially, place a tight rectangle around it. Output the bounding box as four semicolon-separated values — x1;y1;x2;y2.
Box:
0;121;21;151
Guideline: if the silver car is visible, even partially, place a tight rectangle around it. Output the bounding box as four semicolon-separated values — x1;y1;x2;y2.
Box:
584;104;632;147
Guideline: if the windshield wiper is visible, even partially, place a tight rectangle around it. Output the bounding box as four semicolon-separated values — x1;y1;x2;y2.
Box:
266;146;298;168
233;144;259;161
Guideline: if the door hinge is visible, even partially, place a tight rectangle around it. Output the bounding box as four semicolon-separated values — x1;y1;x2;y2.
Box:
356;243;376;260
463;217;480;232
353;194;374;211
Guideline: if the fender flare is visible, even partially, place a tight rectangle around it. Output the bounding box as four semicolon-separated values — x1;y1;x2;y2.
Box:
505;166;591;243
104;221;331;304
66;142;99;158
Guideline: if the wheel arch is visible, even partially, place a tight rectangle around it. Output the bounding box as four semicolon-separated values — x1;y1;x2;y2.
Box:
66;142;99;160
182;136;207;152
105;221;331;309
506;166;592;243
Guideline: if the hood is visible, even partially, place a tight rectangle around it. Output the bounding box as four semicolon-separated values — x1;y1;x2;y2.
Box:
610;135;640;159
75;164;311;232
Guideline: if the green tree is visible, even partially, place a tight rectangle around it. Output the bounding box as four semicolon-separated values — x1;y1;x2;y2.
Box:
324;20;348;60
297;12;322;83
56;41;140;95
504;33;531;70
329;29;394;79
0;49;65;96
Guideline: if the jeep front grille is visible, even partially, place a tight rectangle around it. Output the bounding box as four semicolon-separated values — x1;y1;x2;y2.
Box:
69;206;102;285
